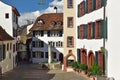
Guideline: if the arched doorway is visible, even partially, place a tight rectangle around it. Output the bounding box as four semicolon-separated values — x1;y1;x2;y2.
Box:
81;49;87;65
59;53;63;63
64;50;76;71
88;51;95;68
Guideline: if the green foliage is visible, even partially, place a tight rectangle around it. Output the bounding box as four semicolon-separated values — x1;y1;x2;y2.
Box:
79;64;88;70
88;63;102;76
71;61;79;69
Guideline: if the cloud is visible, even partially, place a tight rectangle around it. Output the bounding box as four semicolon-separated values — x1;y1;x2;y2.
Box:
18;0;63;26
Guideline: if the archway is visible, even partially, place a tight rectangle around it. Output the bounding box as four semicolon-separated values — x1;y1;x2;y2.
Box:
88;51;95;68
64;50;76;71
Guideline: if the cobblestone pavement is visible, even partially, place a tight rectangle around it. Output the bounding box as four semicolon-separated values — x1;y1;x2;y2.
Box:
1;63;88;80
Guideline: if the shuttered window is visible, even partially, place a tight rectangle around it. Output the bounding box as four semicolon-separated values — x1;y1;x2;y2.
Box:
88;23;92;39
67;0;73;8
80;25;84;39
95;20;101;39
83;25;88;38
88;0;93;13
80;1;85;16
96;0;101;9
78;4;80;17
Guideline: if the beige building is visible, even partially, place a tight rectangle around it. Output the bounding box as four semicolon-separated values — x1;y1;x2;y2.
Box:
63;0;77;71
0;26;14;74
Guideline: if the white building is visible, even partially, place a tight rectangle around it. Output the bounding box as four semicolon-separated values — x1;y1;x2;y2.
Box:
0;1;20;67
76;0;106;74
0;26;14;74
30;13;63;63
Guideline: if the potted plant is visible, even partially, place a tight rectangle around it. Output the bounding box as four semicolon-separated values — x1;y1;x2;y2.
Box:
88;63;102;80
71;61;79;72
79;64;88;75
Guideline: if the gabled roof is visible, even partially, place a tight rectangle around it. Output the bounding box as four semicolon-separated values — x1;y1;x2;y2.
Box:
12;7;20;16
30;13;63;31
0;26;14;41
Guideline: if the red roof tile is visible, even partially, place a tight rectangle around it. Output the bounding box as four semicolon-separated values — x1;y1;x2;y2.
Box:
30;13;63;31
0;26;14;41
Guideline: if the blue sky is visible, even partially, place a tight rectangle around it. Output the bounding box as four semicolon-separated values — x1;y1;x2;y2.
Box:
2;0;63;26
2;0;53;13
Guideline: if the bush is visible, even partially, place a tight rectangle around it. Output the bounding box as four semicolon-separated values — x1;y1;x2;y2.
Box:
79;64;88;70
71;61;79;69
88;63;102;76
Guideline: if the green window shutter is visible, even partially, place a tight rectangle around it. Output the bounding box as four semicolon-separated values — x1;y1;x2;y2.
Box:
95;51;98;64
105;17;108;39
0;45;2;61
85;0;88;13
91;22;95;39
77;49;80;63
84;25;88;39
93;0;96;10
83;1;86;14
101;0;106;7
78;4;80;17
100;20;104;38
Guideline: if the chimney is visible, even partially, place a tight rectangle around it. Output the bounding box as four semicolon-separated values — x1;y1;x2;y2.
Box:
54;6;57;13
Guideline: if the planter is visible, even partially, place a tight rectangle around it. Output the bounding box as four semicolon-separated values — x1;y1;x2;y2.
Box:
89;76;97;80
81;70;87;75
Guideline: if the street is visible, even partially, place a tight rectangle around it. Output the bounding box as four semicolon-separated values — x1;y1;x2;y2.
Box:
1;63;88;80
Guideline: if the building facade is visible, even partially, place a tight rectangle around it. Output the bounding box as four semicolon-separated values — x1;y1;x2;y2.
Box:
63;0;77;72
30;13;63;63
0;1;20;67
76;0;107;74
0;26;14;74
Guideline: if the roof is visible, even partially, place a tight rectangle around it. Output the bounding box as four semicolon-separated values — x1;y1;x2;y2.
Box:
12;7;20;16
0;26;14;41
30;13;63;31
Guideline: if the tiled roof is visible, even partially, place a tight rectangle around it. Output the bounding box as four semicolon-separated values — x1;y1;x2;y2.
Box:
0;26;14;41
30;13;63;31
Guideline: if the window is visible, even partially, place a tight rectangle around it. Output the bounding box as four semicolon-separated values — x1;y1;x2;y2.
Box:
95;20;101;39
35;51;44;58
5;13;9;19
96;0;101;9
67;17;73;28
10;43;12;50
7;43;9;51
32;41;35;47
13;44;15;52
59;31;63;37
80;1;85;16
88;0;93;13
45;52;48;58
47;31;50;37
52;52;56;59
67;0;73;8
3;45;6;60
32;52;36;58
87;22;95;39
67;36;74;47
79;25;84;39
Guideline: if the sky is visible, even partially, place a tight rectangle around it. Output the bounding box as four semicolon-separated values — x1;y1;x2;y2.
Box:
2;0;63;26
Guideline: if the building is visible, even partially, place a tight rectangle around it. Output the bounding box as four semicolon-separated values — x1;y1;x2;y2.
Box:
0;1;20;67
17;23;33;62
30;13;63;63
0;26;14;74
106;0;120;80
76;0;107;74
63;0;77;72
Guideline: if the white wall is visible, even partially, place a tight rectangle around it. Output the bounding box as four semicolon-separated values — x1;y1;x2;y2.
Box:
32;31;63;63
106;0;120;80
0;1;13;36
76;0;104;53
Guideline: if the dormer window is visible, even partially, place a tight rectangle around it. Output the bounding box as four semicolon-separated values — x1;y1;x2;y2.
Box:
51;21;56;26
57;21;63;27
37;20;44;26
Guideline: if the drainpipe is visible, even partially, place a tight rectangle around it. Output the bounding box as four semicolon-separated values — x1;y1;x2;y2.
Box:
103;0;107;76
